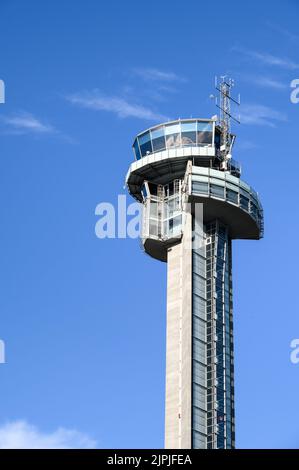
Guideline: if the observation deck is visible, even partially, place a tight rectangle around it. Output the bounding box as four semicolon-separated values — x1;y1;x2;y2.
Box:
126;118;264;262
127;118;241;201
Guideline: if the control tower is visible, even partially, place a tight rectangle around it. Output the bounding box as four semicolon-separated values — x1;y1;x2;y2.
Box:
126;78;263;449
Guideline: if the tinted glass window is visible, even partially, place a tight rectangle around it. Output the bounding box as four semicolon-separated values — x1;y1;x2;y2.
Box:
138;132;152;156
240;195;249;211
151;126;166;152
133;139;141;160
226;189;238;204
181;122;196;146
141;185;147;199
250;202;258;219
197;121;213;145
197;122;213;132
168;214;182;235
192;181;209;194
197;131;213;144
165;123;181;148
210;184;224;198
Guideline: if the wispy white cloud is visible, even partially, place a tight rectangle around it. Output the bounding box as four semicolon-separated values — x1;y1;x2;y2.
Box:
233;46;299;70
66;90;169;121
0;111;75;143
1;112;54;134
244;75;287;90
241;104;287;127
132;67;186;83
267;22;299;42
0;421;98;449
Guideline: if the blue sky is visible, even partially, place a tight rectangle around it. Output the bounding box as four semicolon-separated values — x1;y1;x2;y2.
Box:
0;0;299;448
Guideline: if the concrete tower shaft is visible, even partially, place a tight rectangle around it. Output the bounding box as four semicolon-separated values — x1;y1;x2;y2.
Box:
126;118;263;449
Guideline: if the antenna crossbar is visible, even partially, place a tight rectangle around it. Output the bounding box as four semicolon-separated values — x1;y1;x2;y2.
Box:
213;76;241;168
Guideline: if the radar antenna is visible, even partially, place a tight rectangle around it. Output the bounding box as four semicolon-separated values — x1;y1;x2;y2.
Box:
214;76;240;170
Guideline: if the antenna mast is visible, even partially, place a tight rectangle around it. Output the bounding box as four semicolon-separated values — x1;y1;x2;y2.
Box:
215;76;240;170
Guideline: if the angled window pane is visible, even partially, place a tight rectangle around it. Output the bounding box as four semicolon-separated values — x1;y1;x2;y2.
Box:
226;189;238;204
197;121;213;131
138;132;153;156
240;195;249;211
181;121;196;146
210;184;224;199
133;139;141;160
165;123;181;148
197;122;213;145
151;126;166;152
192;181;209;194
